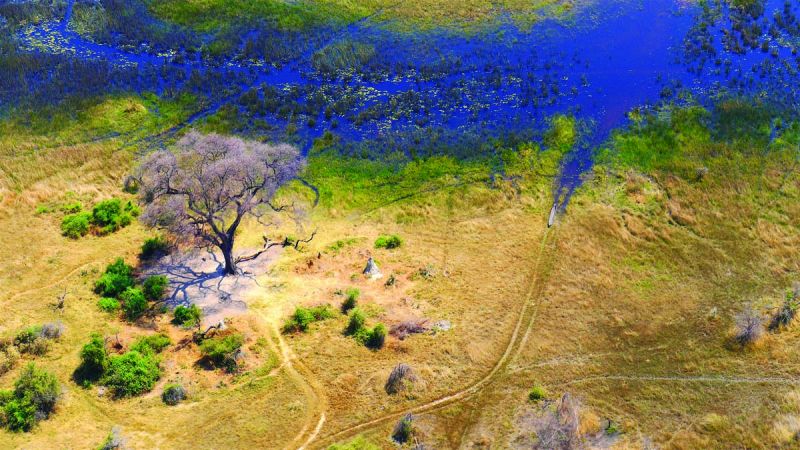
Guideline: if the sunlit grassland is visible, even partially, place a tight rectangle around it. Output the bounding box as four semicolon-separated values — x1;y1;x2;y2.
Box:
443;102;800;448
0;92;574;447
147;0;578;32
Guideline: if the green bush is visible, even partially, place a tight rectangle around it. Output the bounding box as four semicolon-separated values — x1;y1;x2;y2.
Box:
172;304;202;327
120;287;147;321
374;234;403;249
528;384;547;402
199;334;244;372
283;307;315;333
78;333;109;381
2;396;37;432
345;308;367;336
161;384;186;406
104;351;160;397
97;297;120;312
341;288;360;313
0;364;60;431
14;327;49;356
283;305;334;333
140;236;170;259
142;275;169;301
328;436;380;450
60;202;82;214
94;258;135;298
366;323;387;349
61;212;91;239
130;334;171;354
91;199;138;235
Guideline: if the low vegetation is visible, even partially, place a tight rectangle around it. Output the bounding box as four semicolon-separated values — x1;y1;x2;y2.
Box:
199;333;244;372
60;198;139;238
0;364;60;432
162;384;186;406
374;234;403;249
172;304;202;328
344;308;387;349
282;305;335;333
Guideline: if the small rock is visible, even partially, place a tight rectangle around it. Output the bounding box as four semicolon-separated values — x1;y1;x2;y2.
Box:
97;386;107;397
433;320;452;332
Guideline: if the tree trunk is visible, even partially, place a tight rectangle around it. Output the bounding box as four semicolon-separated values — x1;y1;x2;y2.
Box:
221;242;236;275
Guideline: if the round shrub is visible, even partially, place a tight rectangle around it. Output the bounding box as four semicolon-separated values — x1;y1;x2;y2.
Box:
161;384;186;406
528;384;547;402
345;308;366;336
3;396;37;432
104;351;160;397
94;259;135;298
78;333;109;381
341;288;360;313
374;234;403;249
366;323;387;349
172;304;202;328
97;297;121;313
13;364;60;419
199;334;244;372
61;212;91;239
142;275;169;301
120;287;147;321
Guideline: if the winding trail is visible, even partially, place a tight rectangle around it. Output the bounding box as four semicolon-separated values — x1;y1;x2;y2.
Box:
309;225;555;448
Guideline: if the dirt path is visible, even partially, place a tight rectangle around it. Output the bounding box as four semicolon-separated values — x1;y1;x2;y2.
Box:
308;226;555;448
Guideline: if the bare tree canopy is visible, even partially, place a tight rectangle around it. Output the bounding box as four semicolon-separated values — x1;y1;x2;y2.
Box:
137;131;304;275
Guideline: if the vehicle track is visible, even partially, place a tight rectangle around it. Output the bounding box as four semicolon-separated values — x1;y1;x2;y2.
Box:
562;374;800;386
308;225;555;448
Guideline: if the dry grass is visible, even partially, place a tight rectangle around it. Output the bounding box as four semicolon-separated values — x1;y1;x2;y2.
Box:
424;150;800;449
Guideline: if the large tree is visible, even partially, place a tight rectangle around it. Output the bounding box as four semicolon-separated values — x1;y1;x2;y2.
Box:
137;131;304;275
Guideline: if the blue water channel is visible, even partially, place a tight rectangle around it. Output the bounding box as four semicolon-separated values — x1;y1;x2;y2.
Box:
9;0;800;209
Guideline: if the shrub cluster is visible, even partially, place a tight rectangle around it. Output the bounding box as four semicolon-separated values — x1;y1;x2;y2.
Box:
344;308;387;349
0;323;65;376
172;304;202;328
0;364;60;432
283;305;335;333
77;333;165;397
60;198;139;238
199;334;244;372
94;258;169;321
104;350;161;398
374;234;403;249
95;259;135;298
